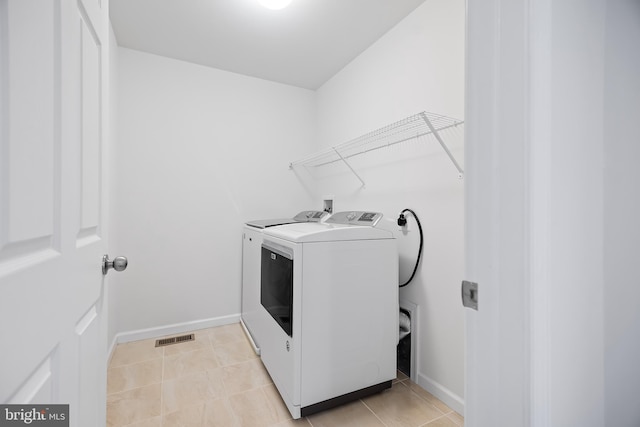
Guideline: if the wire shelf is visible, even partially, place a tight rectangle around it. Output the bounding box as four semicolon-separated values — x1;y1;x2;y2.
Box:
289;111;464;186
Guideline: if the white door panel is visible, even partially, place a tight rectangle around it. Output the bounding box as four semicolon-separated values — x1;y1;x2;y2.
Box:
80;12;101;237
0;0;58;271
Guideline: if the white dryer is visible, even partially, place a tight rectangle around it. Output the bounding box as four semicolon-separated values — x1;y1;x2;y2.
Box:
241;211;327;353
260;211;398;418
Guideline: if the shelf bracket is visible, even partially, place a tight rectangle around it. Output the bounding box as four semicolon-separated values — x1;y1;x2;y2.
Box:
333;147;366;188
420;112;464;177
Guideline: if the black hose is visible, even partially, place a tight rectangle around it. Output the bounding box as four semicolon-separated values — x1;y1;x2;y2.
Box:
398;208;423;288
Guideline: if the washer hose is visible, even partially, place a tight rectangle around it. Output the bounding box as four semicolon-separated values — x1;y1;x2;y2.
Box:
397;208;424;288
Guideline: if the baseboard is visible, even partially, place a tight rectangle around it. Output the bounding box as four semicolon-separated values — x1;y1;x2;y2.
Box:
417;372;465;416
108;313;241;362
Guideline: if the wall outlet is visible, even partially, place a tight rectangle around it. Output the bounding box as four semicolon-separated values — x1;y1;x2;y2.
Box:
323;196;334;214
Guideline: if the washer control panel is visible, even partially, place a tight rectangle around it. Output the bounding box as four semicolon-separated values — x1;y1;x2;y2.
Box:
293;210;328;222
325;211;383;227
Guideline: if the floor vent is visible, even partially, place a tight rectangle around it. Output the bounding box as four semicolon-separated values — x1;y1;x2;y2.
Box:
155;333;195;347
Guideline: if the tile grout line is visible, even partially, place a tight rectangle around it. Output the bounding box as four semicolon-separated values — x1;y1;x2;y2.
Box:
107;343;161;427
159;345;165;422
447;412;465;427
400;379;453;417
106;360;166;398
417;392;465;426
417;412;454;427
209;330;243;427
360;398;391;427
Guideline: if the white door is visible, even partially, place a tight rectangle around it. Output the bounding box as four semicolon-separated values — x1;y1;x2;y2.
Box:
0;0;110;425
466;0;631;425
464;0;531;425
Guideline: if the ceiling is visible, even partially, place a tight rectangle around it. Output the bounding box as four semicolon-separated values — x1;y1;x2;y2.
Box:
109;0;427;90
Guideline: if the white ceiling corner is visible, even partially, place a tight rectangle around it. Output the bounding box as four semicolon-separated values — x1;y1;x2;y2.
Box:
109;0;427;90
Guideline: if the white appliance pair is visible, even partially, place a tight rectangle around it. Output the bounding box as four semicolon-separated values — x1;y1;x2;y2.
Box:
258;211;398;418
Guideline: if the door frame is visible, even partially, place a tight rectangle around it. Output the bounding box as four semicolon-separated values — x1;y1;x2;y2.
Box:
465;0;612;426
464;0;544;425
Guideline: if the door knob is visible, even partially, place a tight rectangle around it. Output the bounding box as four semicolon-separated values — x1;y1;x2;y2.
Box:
102;254;128;275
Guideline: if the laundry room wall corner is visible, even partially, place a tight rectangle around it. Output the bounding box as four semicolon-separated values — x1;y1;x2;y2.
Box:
315;0;465;411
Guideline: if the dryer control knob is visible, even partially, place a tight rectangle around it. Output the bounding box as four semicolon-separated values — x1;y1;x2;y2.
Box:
347;212;357;221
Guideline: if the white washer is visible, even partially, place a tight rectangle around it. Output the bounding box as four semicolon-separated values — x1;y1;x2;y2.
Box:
241;211;327;353
260;211;398;418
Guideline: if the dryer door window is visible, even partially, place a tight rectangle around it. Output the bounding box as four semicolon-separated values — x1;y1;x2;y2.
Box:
261;244;293;337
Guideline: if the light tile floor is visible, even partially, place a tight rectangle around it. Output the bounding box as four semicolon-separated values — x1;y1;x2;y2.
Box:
107;323;464;427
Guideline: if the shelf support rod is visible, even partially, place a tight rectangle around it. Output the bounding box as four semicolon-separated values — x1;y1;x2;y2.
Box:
420;112;464;176
333;147;366;188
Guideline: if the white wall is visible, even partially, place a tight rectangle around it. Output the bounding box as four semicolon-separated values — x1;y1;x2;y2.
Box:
313;0;465;410
603;0;640;425
111;48;317;337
